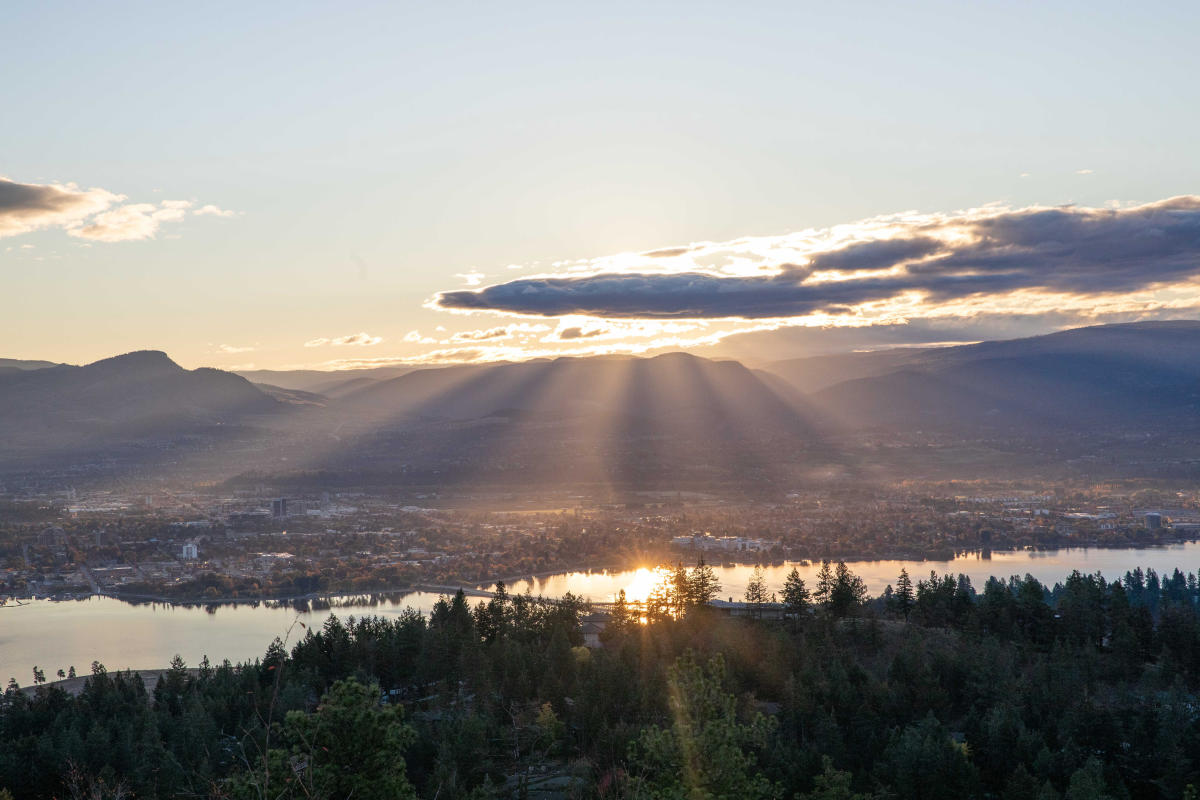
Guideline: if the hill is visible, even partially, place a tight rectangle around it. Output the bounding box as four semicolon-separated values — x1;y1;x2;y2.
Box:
235;365;420;393
0;351;279;467
337;352;811;429
0;357;59;374
805;321;1200;435
7;322;1200;488
294;352;833;490
768;321;1200;393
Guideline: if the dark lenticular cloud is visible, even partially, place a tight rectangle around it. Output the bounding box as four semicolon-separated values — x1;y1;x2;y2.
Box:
435;197;1200;319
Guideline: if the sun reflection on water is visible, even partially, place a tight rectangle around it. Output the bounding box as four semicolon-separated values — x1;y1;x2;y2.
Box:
620;566;668;603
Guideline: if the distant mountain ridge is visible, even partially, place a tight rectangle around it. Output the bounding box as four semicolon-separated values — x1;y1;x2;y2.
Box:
236;365;422;394
0;357;59;374
767;321;1200;393
4;321;1200;487
0;350;278;453
335;352;812;428
800;322;1200;434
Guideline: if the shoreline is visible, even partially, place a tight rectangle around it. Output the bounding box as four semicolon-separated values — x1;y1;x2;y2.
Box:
7;537;1198;609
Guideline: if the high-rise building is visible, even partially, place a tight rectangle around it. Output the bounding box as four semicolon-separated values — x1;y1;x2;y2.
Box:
272;498;288;519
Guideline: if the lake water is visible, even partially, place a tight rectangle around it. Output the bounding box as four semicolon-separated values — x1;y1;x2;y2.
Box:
5;543;1200;683
498;543;1200;604
0;592;448;685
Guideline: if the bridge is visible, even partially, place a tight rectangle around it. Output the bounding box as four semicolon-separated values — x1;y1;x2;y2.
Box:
410;584;495;599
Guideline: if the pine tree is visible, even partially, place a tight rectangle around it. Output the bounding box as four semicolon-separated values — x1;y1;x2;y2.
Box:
893;568;915;621
782;567;810;618
483;580;509;641
1064;757;1115;800
603;589;635;642
688;558;722;609
647;580;671;623
671;563;691;618
629;653;779;799
230;678;418;800
829;562;867;618
815;560;835;606
745;566;769;616
799;756;872;800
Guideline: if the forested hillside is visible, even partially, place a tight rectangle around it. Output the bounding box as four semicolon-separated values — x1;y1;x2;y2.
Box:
4;563;1200;799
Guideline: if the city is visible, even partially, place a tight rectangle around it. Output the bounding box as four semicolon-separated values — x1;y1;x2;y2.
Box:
6;1;1200;797
4;483;1198;604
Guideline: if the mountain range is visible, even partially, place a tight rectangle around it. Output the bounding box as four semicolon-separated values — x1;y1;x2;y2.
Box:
3;321;1199;489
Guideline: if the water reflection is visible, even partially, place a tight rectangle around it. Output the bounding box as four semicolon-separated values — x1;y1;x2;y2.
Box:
494;543;1200;604
0;591;449;682
5;543;1200;682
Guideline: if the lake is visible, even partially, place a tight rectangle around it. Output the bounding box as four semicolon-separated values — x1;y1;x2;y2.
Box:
496;543;1200;604
5;543;1200;683
0;592;448;686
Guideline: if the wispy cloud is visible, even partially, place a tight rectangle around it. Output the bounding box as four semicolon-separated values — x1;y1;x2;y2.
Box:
0;177;120;239
290;325;755;370
455;270;486;286
70;200;192;242
304;331;384;348
451;326;514;342
215;343;256;354
404;330;437;344
194;204;237;217
450;322;551;342
0;176;234;242
557;326;605;340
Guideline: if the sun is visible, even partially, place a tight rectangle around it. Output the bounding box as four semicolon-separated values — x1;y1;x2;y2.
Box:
619;567;665;604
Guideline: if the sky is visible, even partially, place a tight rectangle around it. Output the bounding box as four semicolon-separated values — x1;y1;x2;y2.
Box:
4;0;1200;371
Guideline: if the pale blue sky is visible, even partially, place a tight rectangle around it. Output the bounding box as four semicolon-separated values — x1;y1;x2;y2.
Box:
3;1;1199;368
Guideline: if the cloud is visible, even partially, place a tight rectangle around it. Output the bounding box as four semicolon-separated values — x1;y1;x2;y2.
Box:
433;197;1200;321
0;177;121;239
404;330;437;344
194;204;237;217
304;332;384;348
455;270;486;286
1076;169;1094;175
557;326;606;340
451;326;514;342
642;246;693;258
69;200;192;242
216;344;256;354
1;176;231;242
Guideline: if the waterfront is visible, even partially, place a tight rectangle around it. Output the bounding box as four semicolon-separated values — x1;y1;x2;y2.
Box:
498;543;1200;603
0;591;447;684
6;543;1200;683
